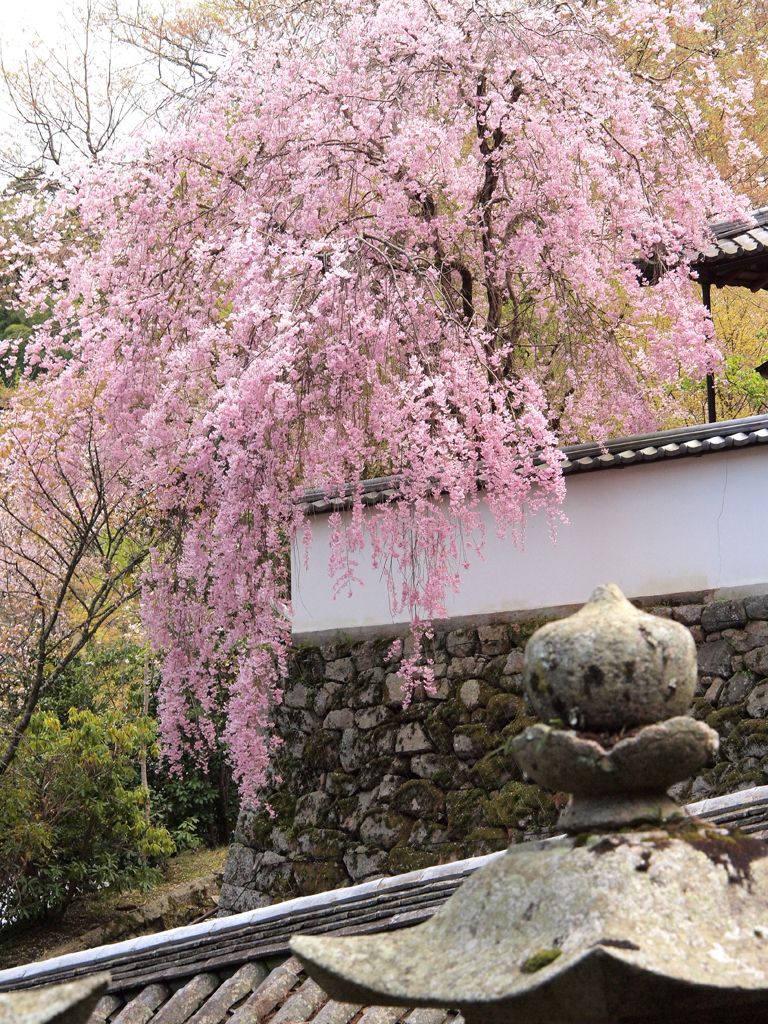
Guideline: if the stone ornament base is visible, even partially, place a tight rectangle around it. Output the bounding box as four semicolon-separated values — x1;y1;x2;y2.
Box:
558;792;684;832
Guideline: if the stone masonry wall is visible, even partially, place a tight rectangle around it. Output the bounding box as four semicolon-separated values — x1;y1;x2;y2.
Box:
219;589;768;915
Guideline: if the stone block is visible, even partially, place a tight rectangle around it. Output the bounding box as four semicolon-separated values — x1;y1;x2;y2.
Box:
395;722;433;754
407;820;448;847
468;752;521;791
725;720;768;760
340;728;362;772
748;682;768;718
283;681;310;709
372;724;397;756
355;706;393;730
296;828;347;861
690;775;714;800
689;625;704;644
746;594;768;620
704;677;726;705
446;788;488;840
360;810;413;849
313;682;342;717
485;693;520;728
672;604;704;626
270;826;296;855
503;650;525;675
358;755;409;789
410;753;455;780
324;708;354;731
218;883;271;913
349;676;383;708
447;656;487;680
649;606;673;619
722;671;755;706
399;701;433;722
250;850;294;893
343;845;389;881
378;774;406;802
325;658;355;683
445;627;478;657
722;629;750;653
746;646;768;676
498;673;525;695
478;625;509;656
325;772;358;797
697;640;734;678
303;731;341;772
392;779;445;821
294;791;331;827
745;621;768;651
453;724;496;760
353;641;383;673
222;844;255;887
333;790;378;833
385;673;408;708
387;847;442;873
701;599;747;633
293;861;348;896
459;678;494;711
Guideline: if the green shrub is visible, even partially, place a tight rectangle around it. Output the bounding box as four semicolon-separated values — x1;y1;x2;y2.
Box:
0;709;174;928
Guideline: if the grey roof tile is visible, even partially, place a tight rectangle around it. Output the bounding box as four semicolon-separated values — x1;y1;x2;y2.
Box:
270;979;327;1024
356;1007;401;1024
151;974;218;1024
228;958;302;1024
310;1002;362;1024
111;985;169;1024
186;964;266;1024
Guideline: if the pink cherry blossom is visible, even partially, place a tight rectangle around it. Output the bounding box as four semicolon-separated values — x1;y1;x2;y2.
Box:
6;0;755;802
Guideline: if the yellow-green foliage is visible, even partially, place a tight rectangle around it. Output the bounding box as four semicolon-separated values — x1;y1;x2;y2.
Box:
0;708;174;929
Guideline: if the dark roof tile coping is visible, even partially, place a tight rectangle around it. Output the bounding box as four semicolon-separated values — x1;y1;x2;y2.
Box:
299;414;768;514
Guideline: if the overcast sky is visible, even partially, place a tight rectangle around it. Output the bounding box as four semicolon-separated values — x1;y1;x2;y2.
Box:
1;0;72;57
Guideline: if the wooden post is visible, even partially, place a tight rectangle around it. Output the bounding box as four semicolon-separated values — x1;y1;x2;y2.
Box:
702;280;717;423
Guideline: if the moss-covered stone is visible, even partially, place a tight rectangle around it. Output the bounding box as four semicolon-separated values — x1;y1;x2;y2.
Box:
453;723;497;759
725;718;768;760
392;779;446;821
293;860;348;895
425;699;470;753
500;715;539;746
485;693;521;730
388;846;442;873
509;618;550;648
358;756;400;790
326;772;357;797
304;731;342;772
468;751;522;792
706;701;748;738
522;949;561;973
482;654;509;686
483;781;557;832
465;826;509;854
296;828;347;861
446;789;488;840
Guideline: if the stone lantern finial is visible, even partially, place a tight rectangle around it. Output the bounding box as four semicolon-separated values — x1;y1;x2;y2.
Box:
292;585;768;1024
512;582;718;831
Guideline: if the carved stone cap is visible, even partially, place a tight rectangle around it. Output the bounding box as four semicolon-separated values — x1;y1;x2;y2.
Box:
523;583;697;731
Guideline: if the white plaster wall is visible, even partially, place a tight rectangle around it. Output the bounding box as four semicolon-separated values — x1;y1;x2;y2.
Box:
290;445;768;634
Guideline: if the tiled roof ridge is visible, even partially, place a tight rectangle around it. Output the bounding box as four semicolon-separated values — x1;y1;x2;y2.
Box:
300;413;768;515
3;785;768;994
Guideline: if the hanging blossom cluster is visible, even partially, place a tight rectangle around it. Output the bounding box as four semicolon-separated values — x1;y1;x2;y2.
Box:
9;0;754;801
